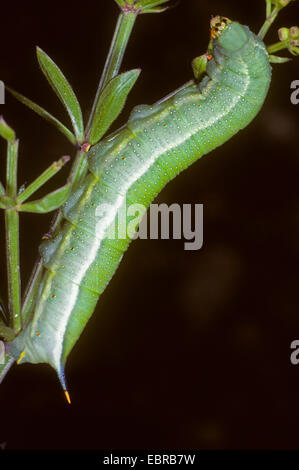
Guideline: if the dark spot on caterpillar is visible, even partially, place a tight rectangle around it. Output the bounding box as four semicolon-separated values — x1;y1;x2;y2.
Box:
163;123;167;127
198;104;201;107
70;247;75;251
52;294;56;299
122;156;126;160
91;202;95;206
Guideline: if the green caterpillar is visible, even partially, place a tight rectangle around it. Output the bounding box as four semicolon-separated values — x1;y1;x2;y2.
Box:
11;16;271;399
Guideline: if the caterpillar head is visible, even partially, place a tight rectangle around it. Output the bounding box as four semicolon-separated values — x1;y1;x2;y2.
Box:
210;16;230;39
210;15;249;51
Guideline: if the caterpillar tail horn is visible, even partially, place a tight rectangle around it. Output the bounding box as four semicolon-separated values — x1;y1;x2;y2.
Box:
57;367;71;405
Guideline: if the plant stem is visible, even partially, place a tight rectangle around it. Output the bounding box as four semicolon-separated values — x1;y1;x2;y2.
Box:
258;6;279;40
5;209;21;333
6;140;18;198
0;181;5;196
266;0;272;18
85;11;137;138
5;139;21;333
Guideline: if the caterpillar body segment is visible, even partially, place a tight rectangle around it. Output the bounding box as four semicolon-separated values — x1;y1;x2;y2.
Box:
12;19;271;385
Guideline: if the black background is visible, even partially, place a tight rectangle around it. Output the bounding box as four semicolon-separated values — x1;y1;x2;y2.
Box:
0;0;299;450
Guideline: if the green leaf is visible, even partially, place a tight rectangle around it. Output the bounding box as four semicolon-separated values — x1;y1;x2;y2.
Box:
17;155;70;204
19;182;71;213
89;69;141;145
114;0;171;11
36;47;84;142
136;0;170;8
0;116;15;142
136;0;172;11
268;54;291;62
7;87;76;145
114;0;136;6
141;6;169;12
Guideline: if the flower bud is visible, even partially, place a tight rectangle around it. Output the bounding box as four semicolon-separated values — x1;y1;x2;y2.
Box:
290;26;299;39
278;27;289;41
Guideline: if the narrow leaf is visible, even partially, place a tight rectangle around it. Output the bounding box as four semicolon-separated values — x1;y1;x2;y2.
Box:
36;47;84;142
268;54;291;62
7;87;76;145
89;69;141;145
17;155;70;204
19;183;71;214
0;116;15;142
142;6;170;12
114;0;135;4
136;0;170;7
